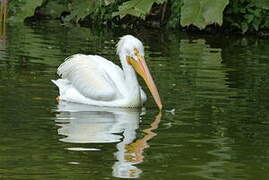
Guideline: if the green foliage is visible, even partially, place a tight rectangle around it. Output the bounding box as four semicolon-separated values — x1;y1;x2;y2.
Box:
40;0;122;23
41;0;69;19
88;0;123;23
8;0;43;22
112;0;165;19
167;0;182;28
41;0;165;23
180;0;229;29
5;0;269;33
255;0;269;10
224;0;269;33
68;0;98;22
41;0;100;22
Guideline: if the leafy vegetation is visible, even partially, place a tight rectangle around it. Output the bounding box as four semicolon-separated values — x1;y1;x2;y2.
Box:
8;0;43;22
180;0;228;29
112;0;165;19
4;0;269;34
167;0;182;28
224;0;269;33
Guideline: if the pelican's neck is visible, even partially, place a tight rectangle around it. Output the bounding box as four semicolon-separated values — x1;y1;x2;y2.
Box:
119;53;140;98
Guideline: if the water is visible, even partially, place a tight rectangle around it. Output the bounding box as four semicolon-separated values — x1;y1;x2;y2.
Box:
1;22;269;180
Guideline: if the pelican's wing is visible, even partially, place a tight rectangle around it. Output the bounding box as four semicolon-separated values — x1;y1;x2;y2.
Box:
57;54;124;101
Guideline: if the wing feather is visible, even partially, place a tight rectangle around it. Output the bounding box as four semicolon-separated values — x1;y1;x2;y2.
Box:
57;54;121;101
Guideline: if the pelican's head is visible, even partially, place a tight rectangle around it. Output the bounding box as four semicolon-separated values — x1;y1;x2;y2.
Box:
117;35;162;110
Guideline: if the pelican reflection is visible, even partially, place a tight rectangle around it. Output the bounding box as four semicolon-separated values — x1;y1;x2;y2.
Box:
54;101;161;178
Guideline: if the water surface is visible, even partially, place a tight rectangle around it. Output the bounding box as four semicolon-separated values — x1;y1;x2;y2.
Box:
1;22;269;179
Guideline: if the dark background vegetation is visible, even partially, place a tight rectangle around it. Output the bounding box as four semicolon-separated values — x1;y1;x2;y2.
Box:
2;0;269;35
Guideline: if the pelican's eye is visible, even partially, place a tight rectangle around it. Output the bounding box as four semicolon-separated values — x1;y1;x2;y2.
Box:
133;48;143;61
127;48;142;65
134;48;139;56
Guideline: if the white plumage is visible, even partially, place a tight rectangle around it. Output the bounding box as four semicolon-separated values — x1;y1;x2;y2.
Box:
52;35;162;109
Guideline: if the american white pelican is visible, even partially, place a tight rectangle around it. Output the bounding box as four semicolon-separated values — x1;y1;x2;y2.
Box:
52;35;162;109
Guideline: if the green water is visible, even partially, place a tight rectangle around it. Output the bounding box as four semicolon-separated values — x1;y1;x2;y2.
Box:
1;22;269;180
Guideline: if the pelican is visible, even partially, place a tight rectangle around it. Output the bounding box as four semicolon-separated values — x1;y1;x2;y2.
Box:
52;35;162;109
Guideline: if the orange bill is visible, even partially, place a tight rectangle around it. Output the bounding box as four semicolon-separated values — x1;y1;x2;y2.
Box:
127;51;162;110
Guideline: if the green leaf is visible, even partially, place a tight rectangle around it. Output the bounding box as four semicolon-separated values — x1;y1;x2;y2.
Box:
180;0;205;28
244;14;254;24
68;0;97;22
104;0;114;6
181;0;228;29
241;22;249;33
113;0;165;19
252;18;262;31
8;0;43;22
202;0;228;26
42;1;69;19
255;0;269;10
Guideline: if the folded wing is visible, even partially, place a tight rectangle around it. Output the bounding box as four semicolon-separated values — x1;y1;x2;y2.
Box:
57;54;123;101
